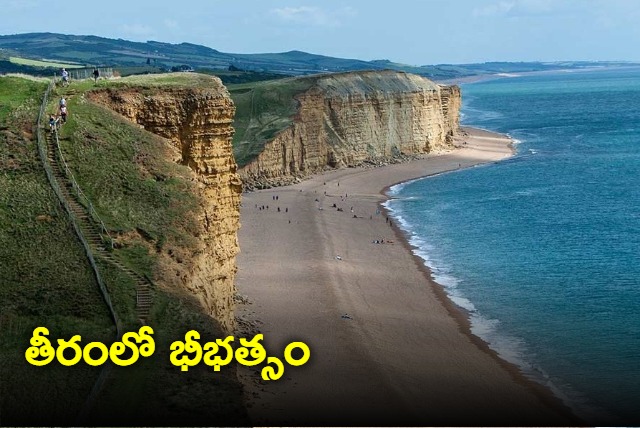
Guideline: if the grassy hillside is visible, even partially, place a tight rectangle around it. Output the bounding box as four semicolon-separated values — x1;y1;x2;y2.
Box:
229;76;317;166
0;75;248;425
4;32;634;82
0;75;115;424
9;56;83;69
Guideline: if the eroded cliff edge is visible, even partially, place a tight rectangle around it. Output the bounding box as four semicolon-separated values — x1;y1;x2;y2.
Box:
236;70;461;188
88;78;241;331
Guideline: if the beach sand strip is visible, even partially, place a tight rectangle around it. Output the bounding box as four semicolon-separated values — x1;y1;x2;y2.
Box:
235;127;578;425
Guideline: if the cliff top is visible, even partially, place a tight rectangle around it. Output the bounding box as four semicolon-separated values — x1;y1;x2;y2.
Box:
65;72;231;99
113;71;225;89
71;72;233;107
230;70;448;166
315;70;441;96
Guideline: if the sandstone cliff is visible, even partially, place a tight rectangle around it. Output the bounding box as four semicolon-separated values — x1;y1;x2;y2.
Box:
88;77;241;331
237;71;461;188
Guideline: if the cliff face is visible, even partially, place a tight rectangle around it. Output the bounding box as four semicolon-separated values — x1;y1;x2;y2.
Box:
89;81;241;331
239;71;461;188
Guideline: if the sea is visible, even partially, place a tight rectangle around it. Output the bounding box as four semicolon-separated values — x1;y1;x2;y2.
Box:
385;67;640;424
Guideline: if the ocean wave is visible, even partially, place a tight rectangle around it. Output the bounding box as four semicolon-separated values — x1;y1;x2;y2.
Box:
384;204;600;421
387;183;406;196
395;211;532;367
387;177;423;196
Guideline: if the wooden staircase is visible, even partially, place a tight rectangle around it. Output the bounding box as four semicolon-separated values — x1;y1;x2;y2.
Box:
46;130;152;322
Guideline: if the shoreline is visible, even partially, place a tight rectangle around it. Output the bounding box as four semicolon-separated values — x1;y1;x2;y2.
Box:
378;160;580;424
436;64;640;86
235;127;581;425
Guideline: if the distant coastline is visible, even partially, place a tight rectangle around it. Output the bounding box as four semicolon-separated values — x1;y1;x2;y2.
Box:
437;64;640;85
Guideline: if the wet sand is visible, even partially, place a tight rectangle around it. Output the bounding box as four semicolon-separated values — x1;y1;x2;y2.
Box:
235;127;579;425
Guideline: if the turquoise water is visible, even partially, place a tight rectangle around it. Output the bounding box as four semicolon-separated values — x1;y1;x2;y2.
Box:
386;68;640;424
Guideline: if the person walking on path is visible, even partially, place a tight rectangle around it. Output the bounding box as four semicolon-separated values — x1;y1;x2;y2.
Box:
60;105;68;123
93;68;100;83
59;96;66;108
49;114;59;132
61;68;69;86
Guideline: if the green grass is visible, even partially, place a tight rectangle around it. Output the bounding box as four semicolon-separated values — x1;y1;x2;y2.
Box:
0;75;46;126
110;71;224;88
1;76;249;424
0;76;115;425
199;68;289;85
10;56;83;69
49;80;204;314
229;76;317;166
115;65;164;77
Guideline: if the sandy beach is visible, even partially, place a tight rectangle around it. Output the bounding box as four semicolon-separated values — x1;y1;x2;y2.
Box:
235;127;578;425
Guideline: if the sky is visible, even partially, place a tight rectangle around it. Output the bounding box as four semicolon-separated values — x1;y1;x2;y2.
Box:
3;0;640;65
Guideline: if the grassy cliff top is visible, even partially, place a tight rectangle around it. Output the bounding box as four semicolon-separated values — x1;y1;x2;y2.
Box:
66;72;228;95
229;70;442;167
315;69;441;95
113;71;224;88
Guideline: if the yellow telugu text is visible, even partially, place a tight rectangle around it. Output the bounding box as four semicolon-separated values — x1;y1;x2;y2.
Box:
25;326;155;367
25;328;310;380
169;332;310;380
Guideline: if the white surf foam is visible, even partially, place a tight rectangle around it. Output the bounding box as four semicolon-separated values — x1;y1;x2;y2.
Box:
384;198;610;422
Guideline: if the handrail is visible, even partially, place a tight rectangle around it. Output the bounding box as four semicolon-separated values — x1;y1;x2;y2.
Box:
36;80;122;423
37;81;120;334
51;121;114;249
